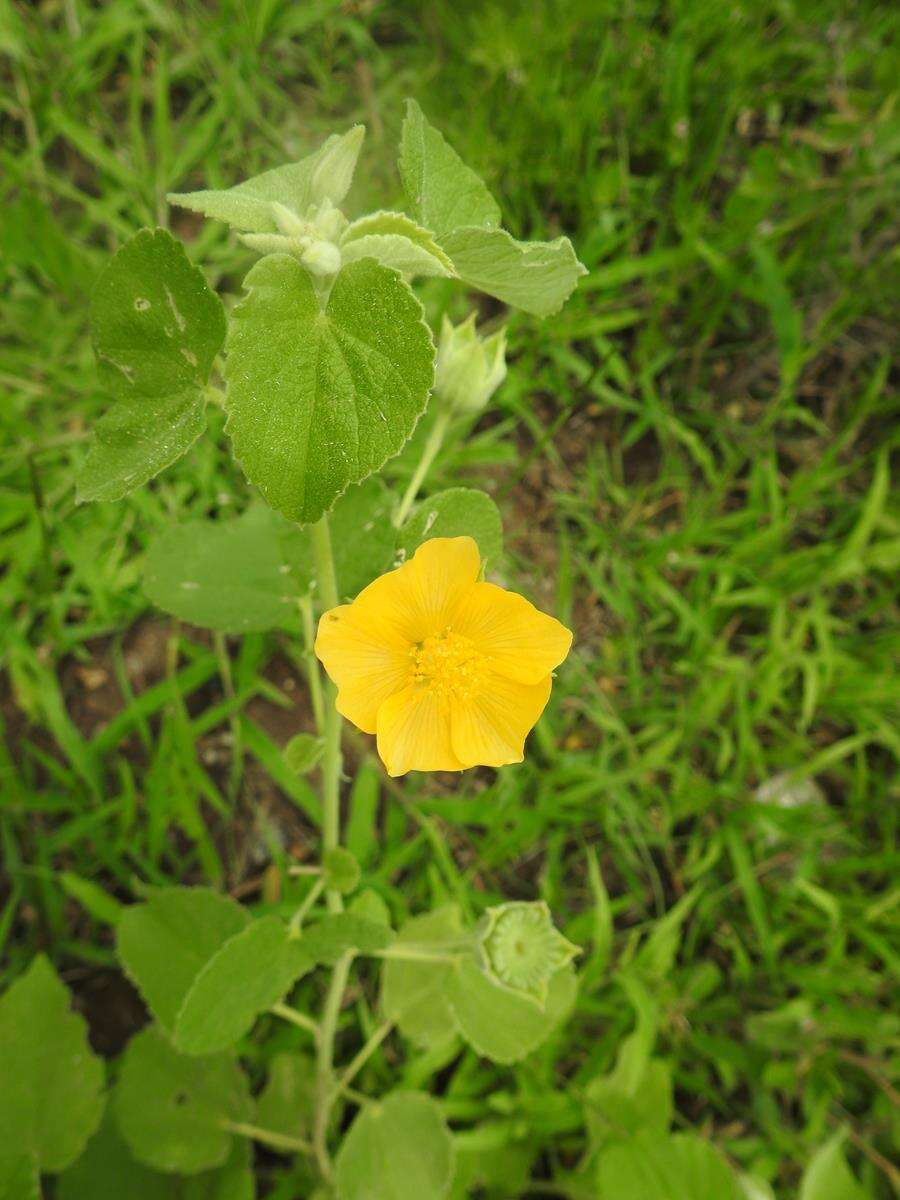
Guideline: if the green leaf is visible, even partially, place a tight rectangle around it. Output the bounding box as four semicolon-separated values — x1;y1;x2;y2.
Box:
300;913;394;965
180;1140;255;1200
225;255;434;525
117;887;251;1036
349;889;392;927
340;211;454;277
279;476;398;599
335;1092;455;1200
255;1052;315;1139
174;916;313;1055
381;906;464;1047
596;1132;743;1200
399;488;503;568
144;505;300;633
586;1055;673;1148
445;959;576;1064
59;870;124;926
168;126;365;232
78;390;208;503
0;1153;39;1200
800;1134;868;1200
58;1109;172;1200
0;956;105;1172
439;226;586;317
323;847;361;895
115;1026;252;1174
79;228;225;501
450;1132;531;1200
284;733;325;774
399;100;500;239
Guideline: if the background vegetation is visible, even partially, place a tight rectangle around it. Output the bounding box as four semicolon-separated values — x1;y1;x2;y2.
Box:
1;0;898;1195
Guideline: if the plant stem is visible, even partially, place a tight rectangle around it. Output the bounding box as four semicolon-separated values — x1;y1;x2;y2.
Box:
270;1002;319;1038
223;1120;312;1157
313;949;353;1180
309;513;351;1183
289;876;325;935
298;593;326;732
310;515;343;915
393;407;451;528
331;1019;393;1101
372;940;472;963
213;630;242;801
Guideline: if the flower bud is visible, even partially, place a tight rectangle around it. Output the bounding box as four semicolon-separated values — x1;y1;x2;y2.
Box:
271;201;311;238
300;238;342;278
476;900;579;1006
434;314;507;416
310;197;348;243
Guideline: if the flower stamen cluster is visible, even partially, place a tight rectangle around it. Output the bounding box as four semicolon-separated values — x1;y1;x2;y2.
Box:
409;629;487;700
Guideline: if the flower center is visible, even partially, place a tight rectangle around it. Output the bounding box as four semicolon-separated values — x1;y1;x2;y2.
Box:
409;628;487;699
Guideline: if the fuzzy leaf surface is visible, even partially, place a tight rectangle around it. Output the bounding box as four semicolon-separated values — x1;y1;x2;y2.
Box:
341;211;454;277
399;488;503;568
381;906;464;1047
596;1132;743;1200
399;100;500;239
80;228;224;500
335;1091;454;1200
116;887;251;1035
255;1053;315;1139
445;960;576;1064
225;255;433;525
0;956;105;1172
168;127;364;232
174;916;313;1055
144;505;300;633
439;226;586;317
115;1026;252;1174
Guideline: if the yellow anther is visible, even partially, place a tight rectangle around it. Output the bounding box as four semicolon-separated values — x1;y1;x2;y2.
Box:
409;630;487;699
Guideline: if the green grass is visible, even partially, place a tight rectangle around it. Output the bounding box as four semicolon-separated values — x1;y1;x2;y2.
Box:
1;0;899;1195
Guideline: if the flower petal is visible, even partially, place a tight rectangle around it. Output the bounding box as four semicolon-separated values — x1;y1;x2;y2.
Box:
403;536;481;630
315;604;410;734
450;672;552;768
451;582;572;684
376;685;464;776
349;536;482;643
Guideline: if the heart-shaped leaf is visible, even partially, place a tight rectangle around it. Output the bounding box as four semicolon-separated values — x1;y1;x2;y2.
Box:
225;254;433;525
115;1026;252;1175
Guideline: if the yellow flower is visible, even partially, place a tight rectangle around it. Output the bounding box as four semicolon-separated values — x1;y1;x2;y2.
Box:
315;537;572;777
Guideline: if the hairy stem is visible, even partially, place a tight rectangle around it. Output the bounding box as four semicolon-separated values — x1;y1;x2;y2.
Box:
270;1002;319;1038
223;1120;312;1157
289;876;326;936
309;513;351;1182
310;514;343;914
298;593;326;732
313;950;353;1180
331;1019;394;1101
393;407;451;529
